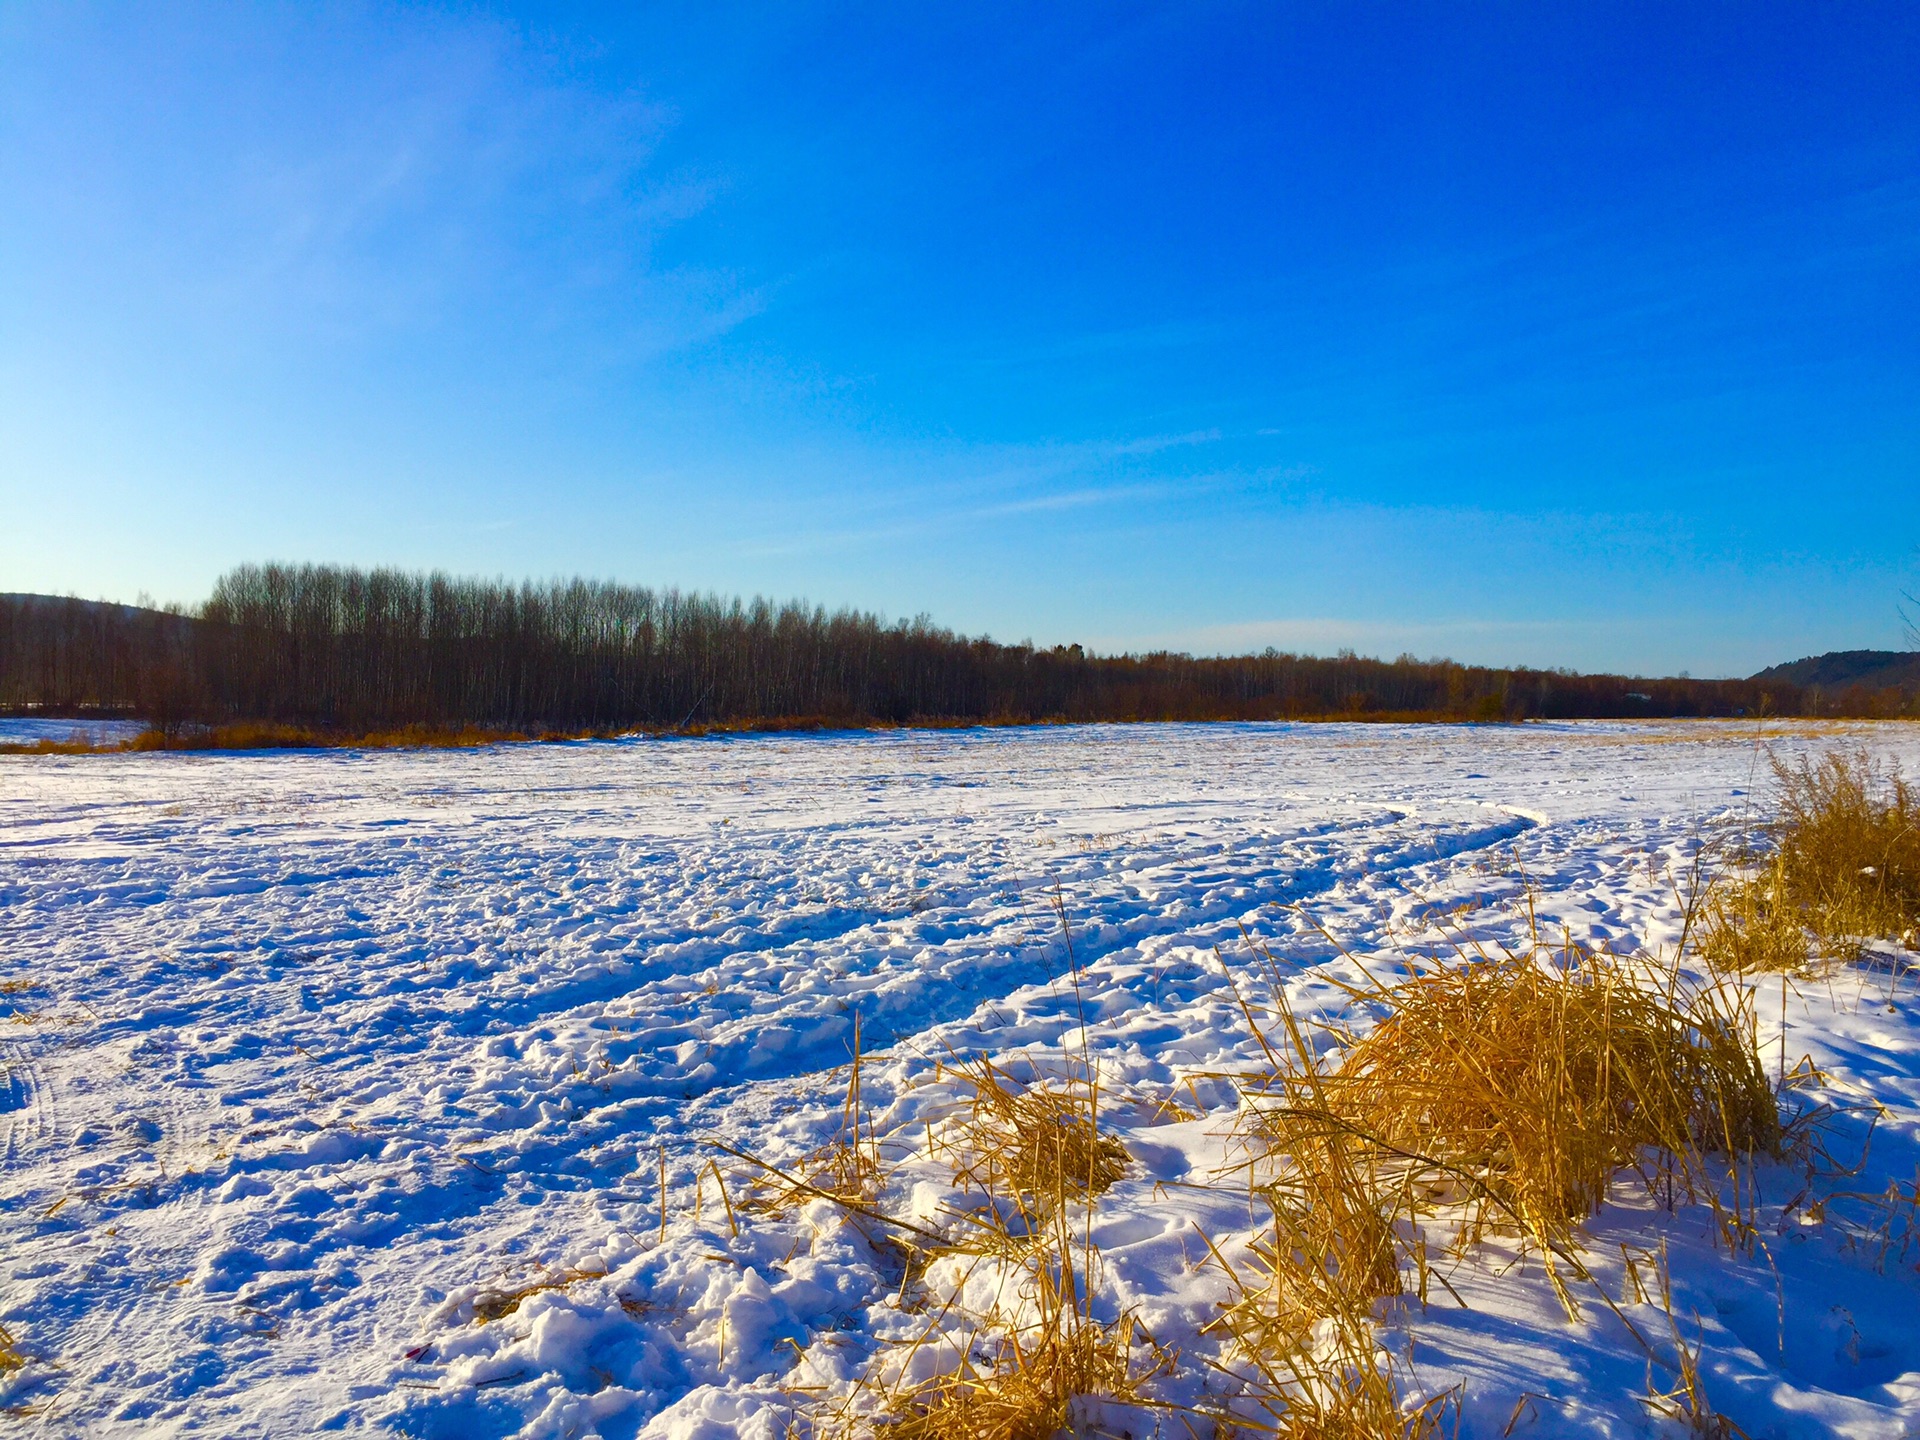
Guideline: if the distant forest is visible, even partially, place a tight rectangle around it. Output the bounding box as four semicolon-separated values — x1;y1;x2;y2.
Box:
1;565;1913;732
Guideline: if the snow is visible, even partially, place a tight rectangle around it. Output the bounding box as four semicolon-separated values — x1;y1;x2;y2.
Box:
0;717;145;747
2;718;1918;1437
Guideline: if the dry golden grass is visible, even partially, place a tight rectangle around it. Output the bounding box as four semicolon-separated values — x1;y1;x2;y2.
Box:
792;910;1473;1438
1223;989;1408;1328
1634;1244;1744;1440
855;1293;1156;1440
1699;853;1810;974
792;1063;1159;1440
739;917;1161;1440
1705;750;1920;969
834;1039;1159;1440
736;1019;886;1219
1332;946;1777;1262
1208;1318;1452;1440
130;722;535;752
1772;751;1920;932
942;1056;1129;1214
1195;980;1452;1439
1184;915;1777;1437
0;732;130;755
768;892;1779;1439
1222;912;1775;1330
470;1266;608;1324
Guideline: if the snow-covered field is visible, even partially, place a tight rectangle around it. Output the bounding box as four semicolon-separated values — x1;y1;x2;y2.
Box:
3;719;1919;1438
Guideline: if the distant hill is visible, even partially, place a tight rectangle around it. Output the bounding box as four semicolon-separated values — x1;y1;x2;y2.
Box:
0;593;183;624
1752;649;1920;693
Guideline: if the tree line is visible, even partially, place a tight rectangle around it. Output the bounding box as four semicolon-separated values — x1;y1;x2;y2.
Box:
1;564;1907;731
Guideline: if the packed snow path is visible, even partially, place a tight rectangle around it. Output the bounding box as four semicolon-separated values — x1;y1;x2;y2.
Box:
2;720;1918;1437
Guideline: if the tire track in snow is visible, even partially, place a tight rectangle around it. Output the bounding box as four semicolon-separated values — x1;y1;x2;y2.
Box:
486;805;1540;1127
0;1042;53;1170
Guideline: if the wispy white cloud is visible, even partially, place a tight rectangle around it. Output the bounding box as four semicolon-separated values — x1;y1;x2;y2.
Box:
964;482;1174;519
0;5;756;367
1104;428;1223;457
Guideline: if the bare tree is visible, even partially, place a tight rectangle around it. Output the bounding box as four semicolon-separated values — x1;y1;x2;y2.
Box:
2;564;1904;728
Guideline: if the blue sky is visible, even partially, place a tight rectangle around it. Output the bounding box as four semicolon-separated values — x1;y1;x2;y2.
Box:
2;3;1916;676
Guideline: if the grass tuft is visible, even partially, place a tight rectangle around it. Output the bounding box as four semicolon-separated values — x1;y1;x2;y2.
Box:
945;1056;1130;1213
866;1306;1153;1440
1224;912;1776;1334
1331;945;1777;1263
1699;853;1811;974
1707;751;1920;969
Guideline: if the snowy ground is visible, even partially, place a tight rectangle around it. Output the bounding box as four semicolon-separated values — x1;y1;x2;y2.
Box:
2;719;1918;1438
0;718;145;748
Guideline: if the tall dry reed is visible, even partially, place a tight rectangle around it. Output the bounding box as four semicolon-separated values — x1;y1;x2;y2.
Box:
1705;750;1920;969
